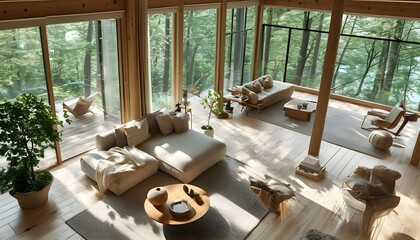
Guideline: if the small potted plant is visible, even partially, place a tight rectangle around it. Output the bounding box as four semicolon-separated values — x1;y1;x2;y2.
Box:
0;93;70;208
199;89;227;137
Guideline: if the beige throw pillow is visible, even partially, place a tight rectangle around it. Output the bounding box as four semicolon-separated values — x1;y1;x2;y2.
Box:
245;80;263;93
173;113;189;133
124;119;151;147
114;124;128;147
155;113;174;136
263;74;274;88
145;110;164;135
248;91;259;104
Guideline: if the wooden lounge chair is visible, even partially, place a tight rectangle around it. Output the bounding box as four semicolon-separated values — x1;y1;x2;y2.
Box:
62;92;99;118
361;102;405;135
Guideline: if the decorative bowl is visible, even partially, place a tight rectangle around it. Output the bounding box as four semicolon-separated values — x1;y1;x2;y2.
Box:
169;200;192;219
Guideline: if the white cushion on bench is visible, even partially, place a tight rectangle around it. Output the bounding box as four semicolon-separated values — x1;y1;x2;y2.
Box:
138;130;226;183
80;150;159;196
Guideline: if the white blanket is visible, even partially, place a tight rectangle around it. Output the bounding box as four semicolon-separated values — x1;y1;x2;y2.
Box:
95;147;145;194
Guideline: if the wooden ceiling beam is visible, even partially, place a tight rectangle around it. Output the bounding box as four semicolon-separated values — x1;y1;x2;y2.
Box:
0;0;125;21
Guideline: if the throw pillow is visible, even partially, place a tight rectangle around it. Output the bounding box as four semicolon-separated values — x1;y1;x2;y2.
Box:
124;119;151;147
245;80;263;93
145;110;164;135
256;75;266;87
263;74;274;89
248;91;259;104
173;113;189;133
241;86;252;102
155;113;174;136
114;124;128;147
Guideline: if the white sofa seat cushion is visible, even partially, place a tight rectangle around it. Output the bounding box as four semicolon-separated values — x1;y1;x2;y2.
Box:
138;129;226;183
80;150;159;196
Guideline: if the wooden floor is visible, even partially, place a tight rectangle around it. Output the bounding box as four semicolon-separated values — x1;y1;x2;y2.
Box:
0;91;419;240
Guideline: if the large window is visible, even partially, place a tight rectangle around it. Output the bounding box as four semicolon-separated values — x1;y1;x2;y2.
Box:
261;8;420;111
149;12;174;111
224;6;256;92
183;8;217;96
0;17;122;169
47;19;121;164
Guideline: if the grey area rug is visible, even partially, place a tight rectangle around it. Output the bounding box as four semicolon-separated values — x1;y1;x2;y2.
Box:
248;98;410;159
66;156;269;240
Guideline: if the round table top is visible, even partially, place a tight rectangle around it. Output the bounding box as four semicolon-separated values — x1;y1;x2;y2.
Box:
144;184;210;225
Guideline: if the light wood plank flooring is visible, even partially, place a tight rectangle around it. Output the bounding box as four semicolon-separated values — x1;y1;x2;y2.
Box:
1;91;419;240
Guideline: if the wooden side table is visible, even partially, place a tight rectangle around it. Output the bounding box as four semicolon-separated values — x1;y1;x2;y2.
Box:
284;99;317;121
144;184;210;225
395;112;417;136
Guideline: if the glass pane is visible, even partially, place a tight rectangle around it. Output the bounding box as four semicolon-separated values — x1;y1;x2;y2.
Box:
0;27;56;169
149;13;173;111
262;7;420;111
100;20;121;123
224;6;256;93
47;20;121;161
183;9;217;98
0;27;46;99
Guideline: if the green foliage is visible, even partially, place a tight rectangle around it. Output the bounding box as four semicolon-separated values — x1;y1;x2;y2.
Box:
200;89;222;128
0;93;70;194
262;7;420;110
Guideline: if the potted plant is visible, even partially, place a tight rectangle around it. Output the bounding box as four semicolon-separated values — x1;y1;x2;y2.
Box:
199;89;227;137
0;93;70;208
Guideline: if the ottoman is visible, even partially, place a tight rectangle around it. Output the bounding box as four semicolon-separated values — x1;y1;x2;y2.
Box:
369;130;393;150
80;150;159;196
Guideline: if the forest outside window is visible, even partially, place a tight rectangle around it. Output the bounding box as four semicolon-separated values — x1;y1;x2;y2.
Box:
47;19;121;164
224;5;256;94
261;7;420;111
149;12;174;111
183;8;217;98
0;16;122;169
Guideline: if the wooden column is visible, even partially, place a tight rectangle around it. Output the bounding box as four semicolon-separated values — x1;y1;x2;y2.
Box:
410;131;420;166
252;0;264;80
308;0;344;157
215;0;227;95
173;2;184;104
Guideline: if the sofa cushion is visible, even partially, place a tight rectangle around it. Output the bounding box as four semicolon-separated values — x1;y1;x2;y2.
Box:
241;86;258;104
173;113;189;133
138;129;226;183
114;124;128;147
248;92;259;104
156;113;174;136
145;110;164;136
245;80;263;93
257;81;294;104
125;118;151;147
263;74;274;88
80;149;159;196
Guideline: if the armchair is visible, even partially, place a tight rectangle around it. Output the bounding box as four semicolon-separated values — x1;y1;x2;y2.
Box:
63;92;99;118
342;165;401;238
361;102;405;135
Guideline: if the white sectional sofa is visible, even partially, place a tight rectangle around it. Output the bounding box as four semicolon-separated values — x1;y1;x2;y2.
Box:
80;110;226;196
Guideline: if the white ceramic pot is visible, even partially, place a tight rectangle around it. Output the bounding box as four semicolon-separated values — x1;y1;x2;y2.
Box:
11;180;53;209
203;128;214;138
147;187;168;206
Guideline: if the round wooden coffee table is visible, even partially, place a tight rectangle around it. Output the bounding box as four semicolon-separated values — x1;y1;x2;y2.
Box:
144;184;210;225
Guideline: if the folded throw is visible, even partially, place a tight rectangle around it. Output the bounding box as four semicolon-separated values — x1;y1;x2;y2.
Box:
95;147;146;194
